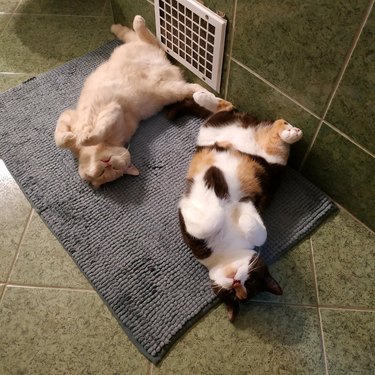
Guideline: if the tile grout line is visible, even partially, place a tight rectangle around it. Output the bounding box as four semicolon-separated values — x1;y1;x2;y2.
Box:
332;201;375;235
319;305;375;313
7;284;96;293
0;0;22;38
323;120;375;158
88;0;113;51
309;237;329;375
223;0;237;100
230;57;322;121
0;207;34;303
298;0;375;170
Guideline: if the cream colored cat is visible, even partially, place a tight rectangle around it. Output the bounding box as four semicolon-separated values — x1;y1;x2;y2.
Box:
55;15;211;188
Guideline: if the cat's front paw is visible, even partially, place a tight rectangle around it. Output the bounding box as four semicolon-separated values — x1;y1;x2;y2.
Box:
77;132;98;146
276;120;303;144
55;131;76;148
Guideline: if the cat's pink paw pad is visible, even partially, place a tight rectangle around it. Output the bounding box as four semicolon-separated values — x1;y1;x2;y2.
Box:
280;126;303;144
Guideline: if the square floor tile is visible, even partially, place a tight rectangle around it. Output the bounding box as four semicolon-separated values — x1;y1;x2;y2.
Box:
0;160;31;282
0;0;19;13
232;0;368;114
16;0;106;16
302;124;375;230
227;61;320;167
10;211;92;289
326;11;375;154
321;309;375;374
0;13;10;33
255;238;316;305
311;211;374;308
0;73;34;92
0;15;99;73
154;303;324;374
0;287;148;375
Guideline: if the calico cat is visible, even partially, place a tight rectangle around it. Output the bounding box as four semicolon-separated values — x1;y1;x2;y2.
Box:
177;92;303;321
55;15;212;188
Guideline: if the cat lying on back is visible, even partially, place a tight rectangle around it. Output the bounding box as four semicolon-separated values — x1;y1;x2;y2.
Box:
55;15;215;188
176;92;303;321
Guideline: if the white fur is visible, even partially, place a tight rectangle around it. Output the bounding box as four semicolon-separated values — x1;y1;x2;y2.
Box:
197;122;287;165
55;16;208;187
179;149;267;289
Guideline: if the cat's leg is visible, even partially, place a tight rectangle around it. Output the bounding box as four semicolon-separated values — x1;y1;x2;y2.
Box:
236;202;267;247
111;24;137;43
77;103;125;146
55;110;79;154
193;91;233;113
132;15;160;47
274;119;303;144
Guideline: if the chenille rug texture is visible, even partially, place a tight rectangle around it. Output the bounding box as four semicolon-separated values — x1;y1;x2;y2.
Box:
0;41;336;363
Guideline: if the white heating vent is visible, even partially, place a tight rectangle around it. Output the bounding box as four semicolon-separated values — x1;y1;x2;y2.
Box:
155;0;227;92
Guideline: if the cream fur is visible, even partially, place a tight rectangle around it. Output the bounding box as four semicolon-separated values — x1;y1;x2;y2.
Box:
55;15;208;188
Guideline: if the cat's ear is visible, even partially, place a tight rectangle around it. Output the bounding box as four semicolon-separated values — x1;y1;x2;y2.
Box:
124;163;139;176
264;275;283;295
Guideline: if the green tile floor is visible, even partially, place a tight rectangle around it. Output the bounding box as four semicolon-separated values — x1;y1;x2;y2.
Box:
0;1;374;374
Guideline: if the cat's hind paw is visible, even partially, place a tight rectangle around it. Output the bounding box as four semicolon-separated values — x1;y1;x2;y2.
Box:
275;120;303;144
133;15;146;30
193;91;233;113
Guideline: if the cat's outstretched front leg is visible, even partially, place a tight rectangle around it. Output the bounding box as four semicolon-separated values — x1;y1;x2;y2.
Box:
55;110;79;155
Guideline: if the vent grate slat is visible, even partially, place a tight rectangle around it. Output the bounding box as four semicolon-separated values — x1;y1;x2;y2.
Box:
155;0;227;92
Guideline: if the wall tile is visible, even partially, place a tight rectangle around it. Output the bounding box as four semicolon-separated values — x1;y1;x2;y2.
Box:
112;0;156;32
302;124;375;229
16;0;106;15
227;61;320;167
233;0;368;114
326;10;375;154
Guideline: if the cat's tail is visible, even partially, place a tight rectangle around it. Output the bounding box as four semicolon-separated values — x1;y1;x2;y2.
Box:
179;166;228;240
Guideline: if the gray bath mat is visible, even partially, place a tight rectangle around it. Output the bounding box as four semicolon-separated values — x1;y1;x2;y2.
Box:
0;41;336;363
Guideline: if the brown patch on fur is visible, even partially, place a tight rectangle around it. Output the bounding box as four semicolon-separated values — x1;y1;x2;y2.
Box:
216;141;233;148
204;166;229;200
178;209;212;259
217;99;234;111
234;284;247;300
185;178;194;196
236;153;263;203
238;113;259;128
204;110;236;127
164;97;212;120
187;148;215;179
254;119;290;162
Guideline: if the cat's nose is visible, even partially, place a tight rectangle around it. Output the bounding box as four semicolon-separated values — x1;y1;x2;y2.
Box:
101;157;112;167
